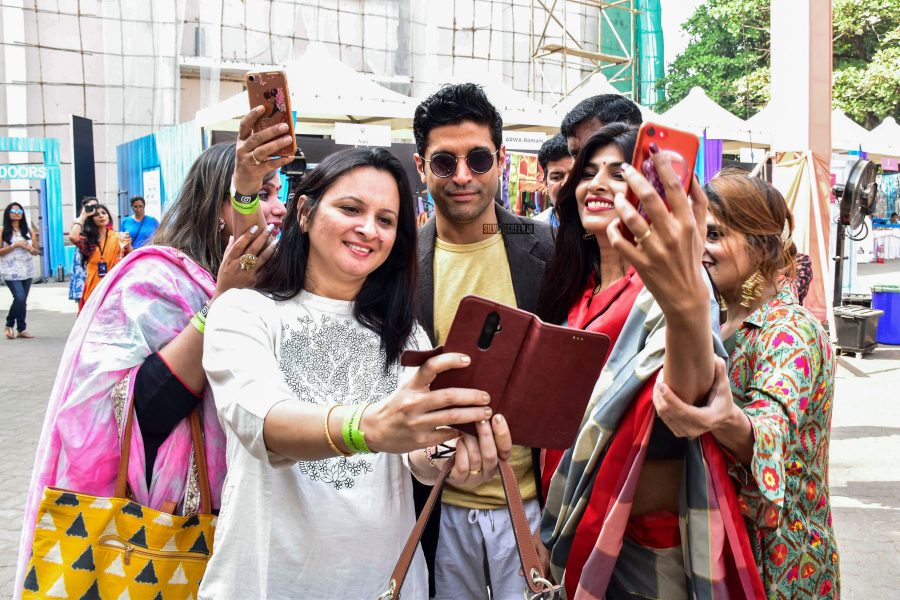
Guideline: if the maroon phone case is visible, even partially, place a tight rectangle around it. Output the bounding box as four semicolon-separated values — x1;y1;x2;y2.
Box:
401;296;611;449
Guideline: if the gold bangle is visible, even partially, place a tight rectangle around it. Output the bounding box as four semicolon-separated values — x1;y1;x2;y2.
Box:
324;404;354;457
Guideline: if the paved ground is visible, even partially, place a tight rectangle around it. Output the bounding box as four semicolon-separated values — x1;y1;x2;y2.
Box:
1;270;900;597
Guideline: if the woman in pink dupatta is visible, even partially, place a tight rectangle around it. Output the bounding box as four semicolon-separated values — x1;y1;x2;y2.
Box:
15;121;295;596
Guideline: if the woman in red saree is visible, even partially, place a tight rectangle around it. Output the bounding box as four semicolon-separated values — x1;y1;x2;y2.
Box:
537;131;763;599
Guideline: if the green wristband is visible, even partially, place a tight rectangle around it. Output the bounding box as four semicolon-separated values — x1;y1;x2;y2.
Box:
342;403;374;454
231;194;259;215
190;313;205;334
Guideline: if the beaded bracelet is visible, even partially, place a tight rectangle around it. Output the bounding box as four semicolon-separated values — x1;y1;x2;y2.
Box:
324;404;354;457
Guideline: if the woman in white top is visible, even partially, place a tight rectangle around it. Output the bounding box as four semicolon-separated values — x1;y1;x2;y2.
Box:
202;146;511;599
1;202;40;339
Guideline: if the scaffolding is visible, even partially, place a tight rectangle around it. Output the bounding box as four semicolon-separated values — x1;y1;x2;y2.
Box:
528;0;663;107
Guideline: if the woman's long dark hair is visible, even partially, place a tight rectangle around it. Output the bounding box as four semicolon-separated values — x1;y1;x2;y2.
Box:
537;123;637;324
255;148;418;369
79;202;111;266
2;203;32;245
153;143;236;276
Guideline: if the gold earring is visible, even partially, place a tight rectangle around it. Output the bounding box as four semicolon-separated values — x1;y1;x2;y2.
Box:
740;271;764;308
717;293;728;312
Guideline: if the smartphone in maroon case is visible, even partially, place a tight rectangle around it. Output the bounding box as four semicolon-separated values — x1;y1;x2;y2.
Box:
401;296;611;449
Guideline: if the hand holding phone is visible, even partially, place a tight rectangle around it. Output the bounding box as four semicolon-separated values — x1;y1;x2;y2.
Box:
618;122;699;243
607;124;711;321
245;71;296;158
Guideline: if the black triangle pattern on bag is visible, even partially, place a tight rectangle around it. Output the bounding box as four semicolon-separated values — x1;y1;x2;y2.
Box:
189;531;209;554
182;514;200;528
153;593;163;600
23;565;39;592
79;580;102;600
66;513;89;537
122;502;144;518
129;526;148;548
55;493;80;506
72;545;95;571
135;560;158;584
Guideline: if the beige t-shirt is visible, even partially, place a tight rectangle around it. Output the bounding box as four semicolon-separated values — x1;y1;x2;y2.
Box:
433;233;537;509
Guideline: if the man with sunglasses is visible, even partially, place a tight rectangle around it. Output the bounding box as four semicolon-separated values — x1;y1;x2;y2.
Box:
412;83;554;600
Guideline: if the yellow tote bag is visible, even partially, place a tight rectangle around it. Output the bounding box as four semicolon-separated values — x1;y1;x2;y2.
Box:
22;398;215;599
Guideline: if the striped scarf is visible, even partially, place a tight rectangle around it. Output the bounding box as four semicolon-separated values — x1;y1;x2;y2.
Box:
541;280;764;599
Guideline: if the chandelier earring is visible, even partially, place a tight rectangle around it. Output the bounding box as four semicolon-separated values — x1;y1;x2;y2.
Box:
740;270;764;308
218;218;226;232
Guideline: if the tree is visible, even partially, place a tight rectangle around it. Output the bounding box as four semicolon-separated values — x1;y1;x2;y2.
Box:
656;0;900;127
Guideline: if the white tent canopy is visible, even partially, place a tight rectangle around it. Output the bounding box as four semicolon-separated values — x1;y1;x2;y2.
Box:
746;102;776;141
194;44;419;127
831;109;870;152
660;86;753;142
425;67;561;129
745;104;875;152
554;73;661;123
865;116;900;157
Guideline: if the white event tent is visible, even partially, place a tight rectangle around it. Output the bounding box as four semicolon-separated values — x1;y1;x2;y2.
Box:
554;73;661;123
424;67;562;131
864;116;900;158
659;86;754;142
830;109;870;152
193;44;419;130
747;104;872;152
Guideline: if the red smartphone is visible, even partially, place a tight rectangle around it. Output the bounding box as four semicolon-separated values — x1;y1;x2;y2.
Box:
245;70;297;157
620;121;699;242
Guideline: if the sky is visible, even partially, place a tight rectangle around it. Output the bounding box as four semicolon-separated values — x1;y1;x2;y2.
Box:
660;0;705;68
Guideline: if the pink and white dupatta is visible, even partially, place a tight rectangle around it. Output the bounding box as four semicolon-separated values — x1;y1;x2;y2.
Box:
14;246;227;596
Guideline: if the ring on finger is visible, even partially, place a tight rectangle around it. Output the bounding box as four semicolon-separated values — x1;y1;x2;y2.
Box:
635;229;652;244
250;148;262;166
468;468;482;475
239;253;259;271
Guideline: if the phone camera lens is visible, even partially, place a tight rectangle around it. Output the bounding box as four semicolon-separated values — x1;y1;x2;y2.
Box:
647;127;656;137
248;75;256;82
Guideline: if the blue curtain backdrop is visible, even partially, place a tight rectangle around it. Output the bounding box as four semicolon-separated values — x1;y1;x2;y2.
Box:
117;122;203;218
0;137;62;276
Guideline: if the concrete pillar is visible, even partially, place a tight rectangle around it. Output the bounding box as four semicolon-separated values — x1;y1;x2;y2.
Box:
770;0;832;158
769;0;833;324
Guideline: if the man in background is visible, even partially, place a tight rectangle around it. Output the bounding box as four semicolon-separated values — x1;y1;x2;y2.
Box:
560;94;643;158
533;133;573;227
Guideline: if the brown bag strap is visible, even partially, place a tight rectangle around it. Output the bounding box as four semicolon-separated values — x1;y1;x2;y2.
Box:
380;457;558;599
114;392;212;515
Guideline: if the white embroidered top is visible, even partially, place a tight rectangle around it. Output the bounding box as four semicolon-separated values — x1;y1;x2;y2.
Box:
201;288;428;600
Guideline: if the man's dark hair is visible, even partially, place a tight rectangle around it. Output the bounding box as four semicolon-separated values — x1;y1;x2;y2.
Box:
537;133;570;174
130;195;145;206
413;83;503;158
560;94;642;138
537;123;639;325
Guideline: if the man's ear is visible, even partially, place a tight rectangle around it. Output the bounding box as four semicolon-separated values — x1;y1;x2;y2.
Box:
413;153;427;185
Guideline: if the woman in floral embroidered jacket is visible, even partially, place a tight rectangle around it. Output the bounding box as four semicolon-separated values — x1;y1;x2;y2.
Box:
641;170;838;599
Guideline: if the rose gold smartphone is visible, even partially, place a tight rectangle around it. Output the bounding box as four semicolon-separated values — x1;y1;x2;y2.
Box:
245;70;297;157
